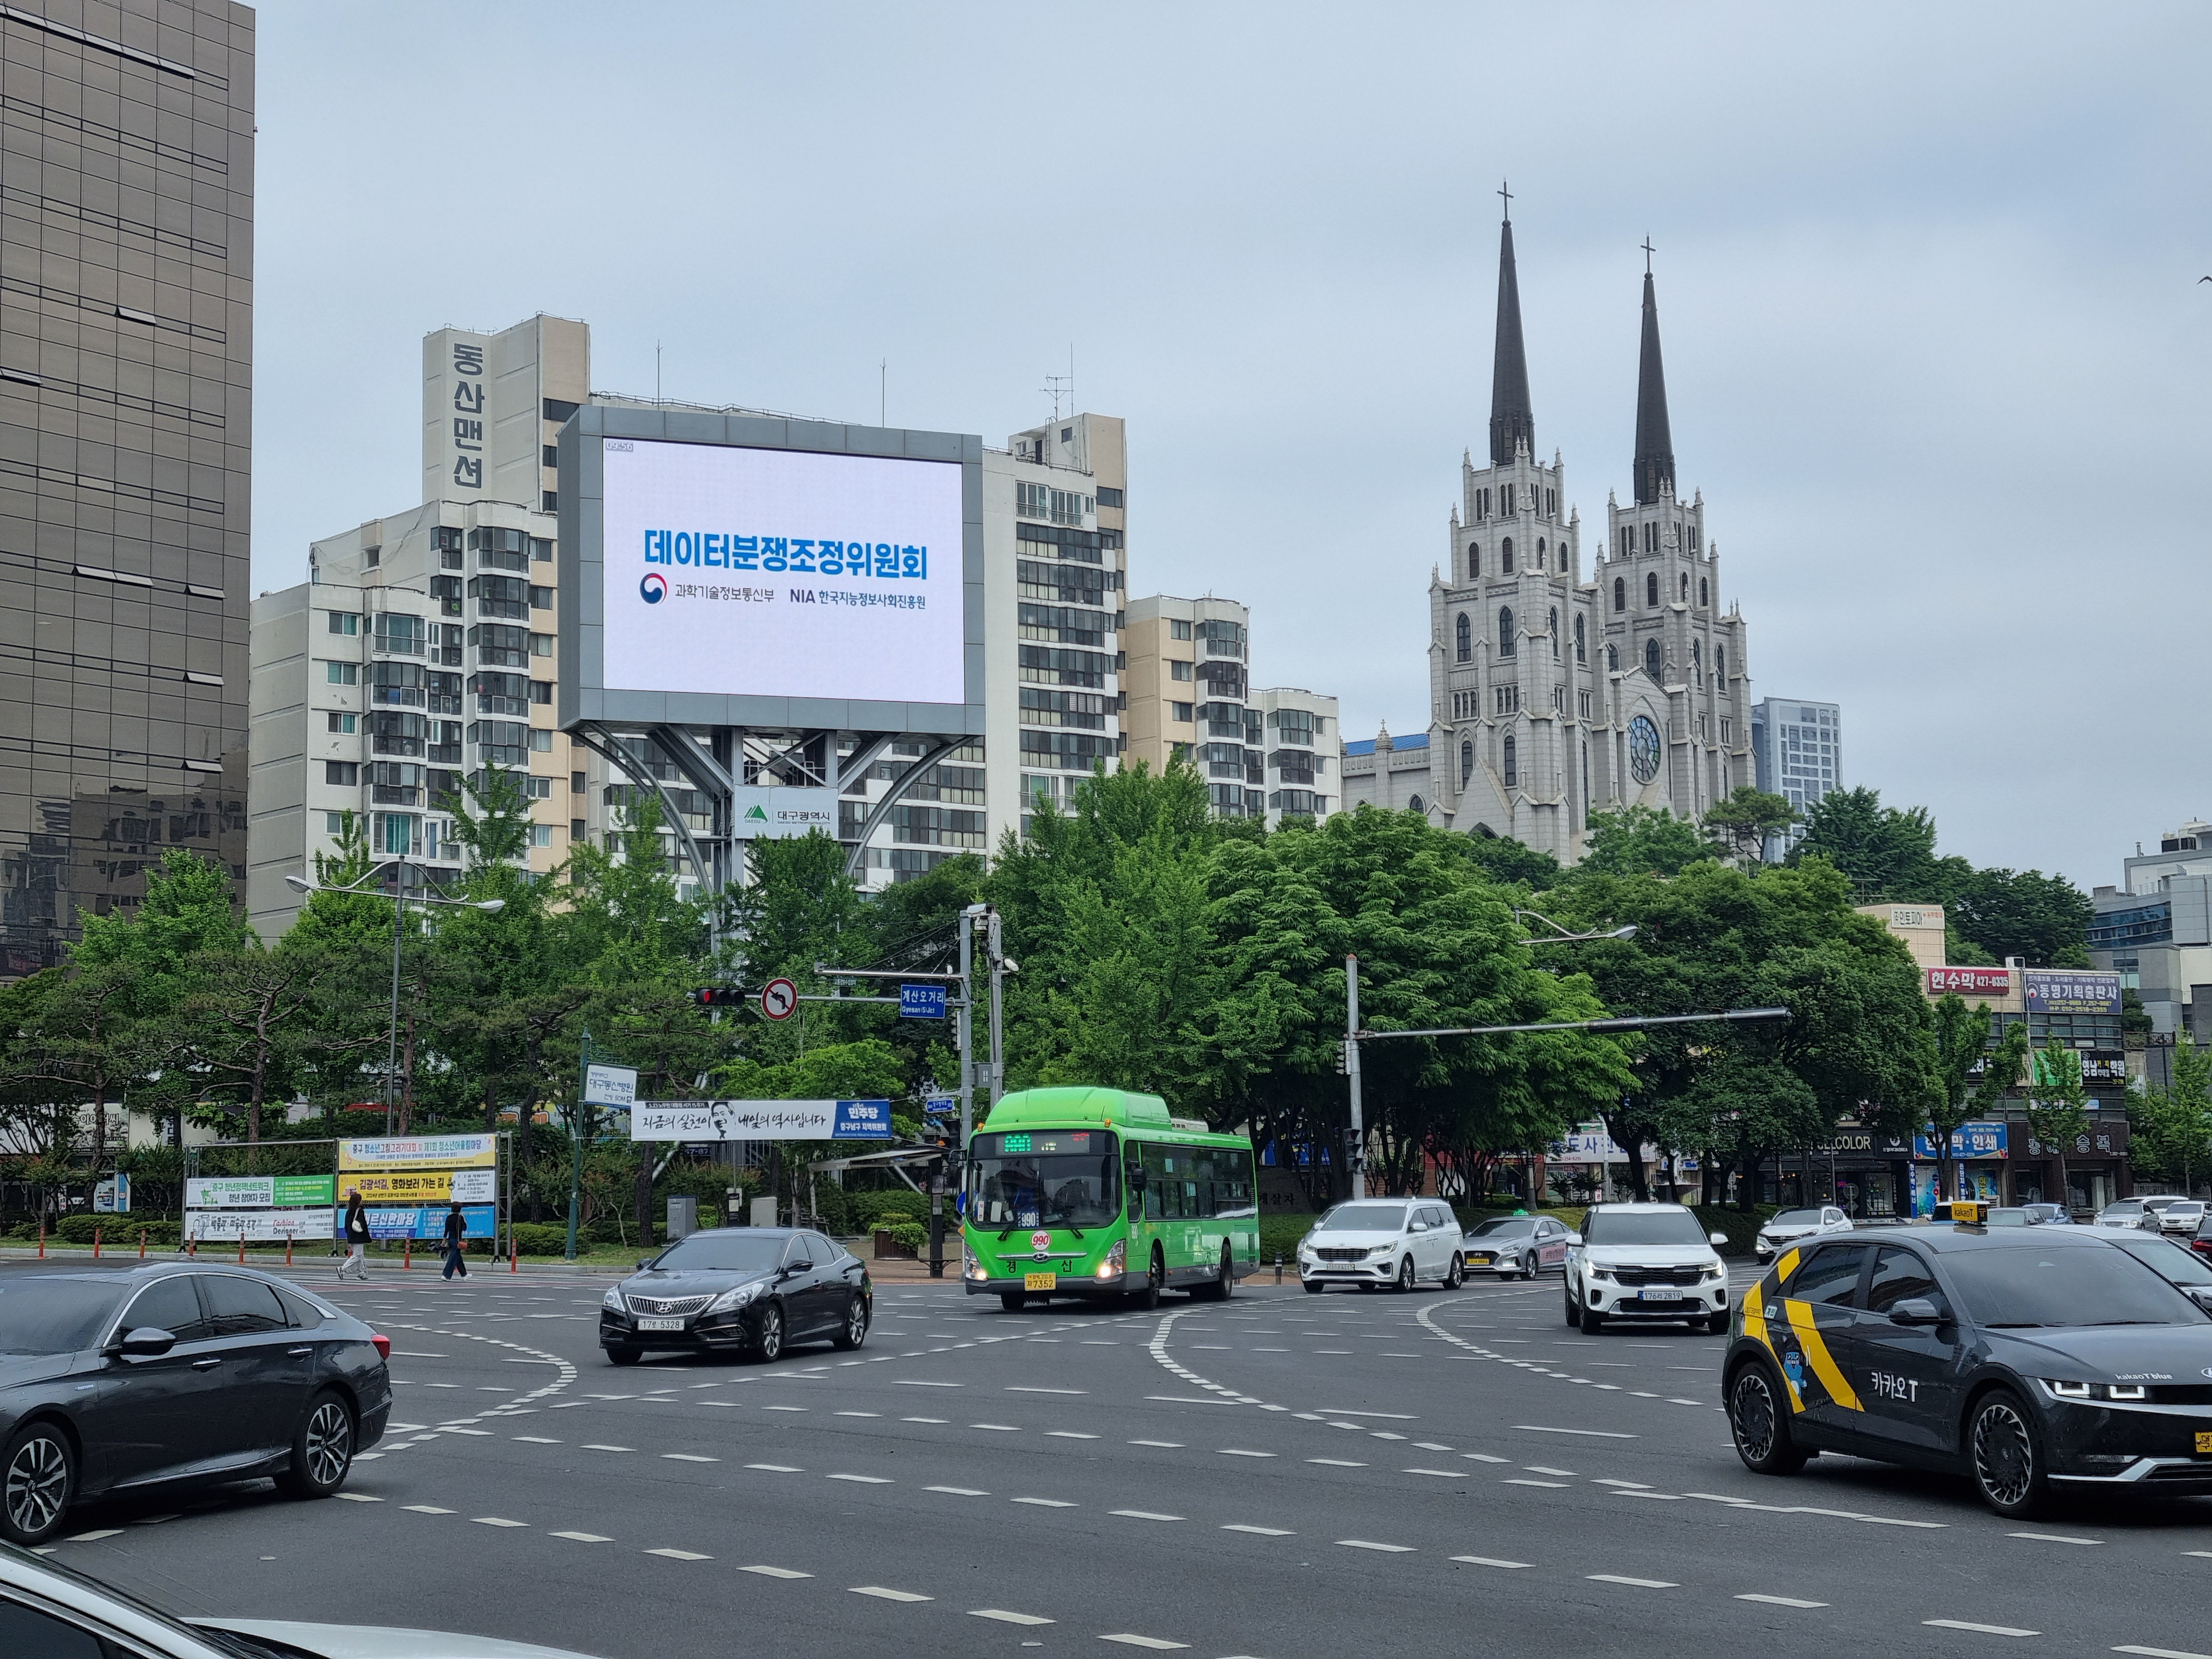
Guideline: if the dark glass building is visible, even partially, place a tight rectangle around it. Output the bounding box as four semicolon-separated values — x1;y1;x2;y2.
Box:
0;2;253;972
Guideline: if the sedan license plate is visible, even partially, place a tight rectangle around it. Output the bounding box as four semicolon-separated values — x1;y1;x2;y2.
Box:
1638;1289;1684;1303
635;1317;685;1331
1466;1252;1493;1264
1024;1272;1058;1291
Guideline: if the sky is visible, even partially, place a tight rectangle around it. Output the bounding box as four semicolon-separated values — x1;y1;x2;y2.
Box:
251;3;2212;892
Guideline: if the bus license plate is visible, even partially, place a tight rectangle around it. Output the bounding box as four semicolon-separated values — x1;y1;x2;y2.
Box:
2196;1431;2212;1454
1024;1272;1058;1291
1638;1289;1682;1303
636;1317;685;1331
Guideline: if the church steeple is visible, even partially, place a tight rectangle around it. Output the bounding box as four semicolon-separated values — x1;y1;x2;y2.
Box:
1631;245;1675;506
1487;186;1534;467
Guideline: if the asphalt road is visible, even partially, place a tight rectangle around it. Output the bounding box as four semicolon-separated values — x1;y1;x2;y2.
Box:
33;1261;2212;1659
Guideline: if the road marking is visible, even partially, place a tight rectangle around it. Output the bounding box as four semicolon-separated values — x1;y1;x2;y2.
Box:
402;1505;454;1515
552;1531;613;1543
1222;1525;1294;1536
471;1517;529;1528
512;1436;561;1444
851;1586;933;1602
926;1486;989;1496
1048;1431;1101;1440
1110;1510;1184;1522
1369;1431;1408;1441
1129;1440;1186;1448
441;1426;492;1436
1525;1465;1579;1476
581;1444;631;1453
1336;1539;1414;1553
1013;1497;1077;1508
1592;1479;1652;1489
1008;1386;1086;1394
1218;1449;1276;1458
1924;1621;2039;1638
1403;1469;1462;1479
663;1453;719;1463
836;1411;881;1419
971;1610;1056;1626
970;1423;1023;1431
2114;1647;2212;1658
901;1417;949;1424
761;1406;808;1413
1413;1441;1454;1452
1515;1426;1638;1438
1146;1396;1241;1406
1504;1479;1567;1488
1452;1555;1532;1568
828;1473;894;1484
1587;1575;1676;1589
336;1493;382;1503
1098;1635;1188;1650
1318;1409;1416;1419
2008;1531;2101;1545
895;1379;964;1386
741;1565;812;1579
645;1548;712;1561
746;1464;803;1472
1308;1458;1367;1467
1737;1595;1828;1609
1462;1453;1509;1464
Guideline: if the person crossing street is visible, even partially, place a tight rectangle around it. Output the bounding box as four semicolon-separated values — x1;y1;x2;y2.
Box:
339;1188;370;1280
441;1199;470;1279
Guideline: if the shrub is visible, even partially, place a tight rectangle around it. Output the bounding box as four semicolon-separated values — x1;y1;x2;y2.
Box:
885;1221;928;1256
512;1222;571;1256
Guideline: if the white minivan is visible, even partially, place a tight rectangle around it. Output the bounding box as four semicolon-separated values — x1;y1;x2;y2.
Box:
1297;1200;1465;1293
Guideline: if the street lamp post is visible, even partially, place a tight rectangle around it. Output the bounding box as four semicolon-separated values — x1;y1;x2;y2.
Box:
286;859;504;1135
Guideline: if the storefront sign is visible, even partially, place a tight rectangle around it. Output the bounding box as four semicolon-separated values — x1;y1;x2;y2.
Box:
1927;967;2012;996
1914;1122;2007;1160
338;1134;498;1171
2079;1054;2128;1083
1813;1130;1911;1158
2023;970;2122;1017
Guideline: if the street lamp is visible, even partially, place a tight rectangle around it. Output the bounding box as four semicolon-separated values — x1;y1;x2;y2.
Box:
286;861;505;1132
1514;908;1638;945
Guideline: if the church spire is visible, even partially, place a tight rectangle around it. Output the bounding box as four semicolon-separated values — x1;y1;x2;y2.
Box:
1631;240;1675;506
1487;184;1534;467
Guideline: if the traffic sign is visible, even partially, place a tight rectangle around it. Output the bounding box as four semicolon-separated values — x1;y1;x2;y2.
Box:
761;978;799;1021
900;983;947;1019
923;1094;958;1116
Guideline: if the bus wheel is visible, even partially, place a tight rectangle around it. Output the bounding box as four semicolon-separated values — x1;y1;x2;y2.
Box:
999;1291;1025;1313
1194;1244;1233;1302
1130;1248;1164;1311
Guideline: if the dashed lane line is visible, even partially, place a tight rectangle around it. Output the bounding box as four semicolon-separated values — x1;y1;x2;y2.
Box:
1452;1556;1532;1569
1337;1539;1415;1553
551;1532;613;1543
1587;1575;1677;1589
850;1586;933;1603
970;1610;1056;1627
1109;1510;1184;1522
1737;1595;1828;1609
646;1548;713;1561
741;1565;812;1579
1925;1621;2039;1638
1098;1635;1189;1650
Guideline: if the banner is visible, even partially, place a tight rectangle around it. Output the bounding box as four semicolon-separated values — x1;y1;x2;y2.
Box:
338;1169;495;1205
2022;970;2122;1017
1915;1121;2007;1160
356;1204;495;1242
629;1099;893;1142
339;1134;498;1171
187;1175;335;1210
584;1063;637;1108
187;1207;336;1242
1927;967;2011;996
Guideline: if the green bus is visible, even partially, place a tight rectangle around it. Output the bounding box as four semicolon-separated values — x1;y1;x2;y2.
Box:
960;1086;1260;1310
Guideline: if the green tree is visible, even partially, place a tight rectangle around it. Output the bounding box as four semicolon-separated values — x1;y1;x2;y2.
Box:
1925;995;2029;1207
2024;1037;2092;1206
2130;1042;2212;1194
1700;786;1797;865
1792;786;1939;899
1577;805;1710;879
1944;866;2092;969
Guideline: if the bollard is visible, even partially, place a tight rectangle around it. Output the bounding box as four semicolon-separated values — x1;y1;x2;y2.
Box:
139;1228;147;1260
36;1220;44;1259
236;1234;245;1265
510;1237;519;1273
403;1234;412;1271
1274;1252;1282;1284
188;1234;197;1259
285;1234;294;1268
93;1225;100;1260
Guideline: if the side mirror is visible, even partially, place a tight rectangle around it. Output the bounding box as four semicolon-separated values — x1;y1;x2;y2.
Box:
111;1327;177;1357
1888;1298;1945;1326
1408;1220;1427;1233
637;1259;652;1271
1709;1232;1730;1248
1563;1232;1583;1248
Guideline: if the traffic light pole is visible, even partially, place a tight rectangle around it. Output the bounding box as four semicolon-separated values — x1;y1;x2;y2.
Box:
567;1029;592;1263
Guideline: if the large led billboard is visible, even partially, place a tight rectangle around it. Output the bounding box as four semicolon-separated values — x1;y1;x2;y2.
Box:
597;436;965;704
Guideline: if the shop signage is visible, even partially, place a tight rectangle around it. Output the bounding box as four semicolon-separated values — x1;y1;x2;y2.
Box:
2023;970;2122;1017
1927;967;2011;996
1813;1130;1911;1158
1914;1121;2007;1160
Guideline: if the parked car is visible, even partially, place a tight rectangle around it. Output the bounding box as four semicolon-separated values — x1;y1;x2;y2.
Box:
1458;1214;1572;1279
2105;1230;2212;1309
0;1538;606;1659
2095;1197;2185;1231
2192;1214;2212;1265
2152;1199;2207;1236
1754;1206;1853;1262
0;1265;390;1546
600;1227;872;1364
1563;1202;1732;1333
2017;1203;2072;1225
1297;1200;1465;1293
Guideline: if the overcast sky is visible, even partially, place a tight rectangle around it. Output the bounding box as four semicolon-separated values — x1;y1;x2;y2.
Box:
253;3;2211;891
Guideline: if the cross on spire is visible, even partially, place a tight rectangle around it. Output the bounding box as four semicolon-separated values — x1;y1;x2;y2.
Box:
1641;235;1655;273
1498;179;1513;223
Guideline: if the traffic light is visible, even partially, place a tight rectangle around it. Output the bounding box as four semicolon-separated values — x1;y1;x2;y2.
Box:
690;986;743;1007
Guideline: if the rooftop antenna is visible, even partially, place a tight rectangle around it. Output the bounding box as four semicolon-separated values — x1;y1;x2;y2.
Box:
1043;372;1070;424
656;341;662;405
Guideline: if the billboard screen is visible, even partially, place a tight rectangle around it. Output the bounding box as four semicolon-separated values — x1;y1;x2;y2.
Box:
598;437;965;704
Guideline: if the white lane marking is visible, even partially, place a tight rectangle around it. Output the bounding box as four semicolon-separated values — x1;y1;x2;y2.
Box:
1308;1459;1367;1468
1317;1410;1416;1419
1504;1479;1567;1488
1048;1431;1101;1440
1222;1525;1294;1536
1462;1453;1509;1464
1924;1621;2039;1638
1128;1440;1185;1448
1098;1635;1188;1650
926;1486;989;1496
1737;1594;1827;1609
1452;1555;1532;1568
901;1417;948;1425
442;1427;492;1436
582;1444;632;1453
2114;1647;2212;1658
471;1517;529;1528
1147;1396;1242;1407
827;1474;893;1485
1369;1431;1408;1441
1110;1510;1184;1522
836;1412;881;1419
1012;1497;1076;1508
1337;1539;1415;1553
1587;1575;1675;1589
336;1493;381;1503
970;1423;1023;1431
402;1505;454;1515
2008;1531;2101;1546
662;1453;719;1463
513;1436;562;1444
894;1380;964;1386
761;1406;808;1413
1524;1465;1578;1476
1516;1426;1637;1438
1592;1479;1652;1490
645;1549;712;1561
1218;1449;1275;1458
1412;1441;1454;1452
741;1565;812;1579
552;1531;613;1543
746;1464;803;1472
1008;1386;1087;1394
850;1586;933;1602
970;1610;1055;1626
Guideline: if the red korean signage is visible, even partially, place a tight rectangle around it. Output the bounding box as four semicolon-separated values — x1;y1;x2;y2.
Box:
1926;966;2012;996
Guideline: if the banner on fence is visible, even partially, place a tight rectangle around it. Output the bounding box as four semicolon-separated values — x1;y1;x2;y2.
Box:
340;1170;495;1205
186;1207;337;1242
338;1134;498;1171
186;1176;336;1210
357;1204;495;1242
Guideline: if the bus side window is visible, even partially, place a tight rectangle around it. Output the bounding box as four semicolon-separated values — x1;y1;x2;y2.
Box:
1142;1144;1167;1221
1190;1149;1217;1219
1125;1151;1145;1219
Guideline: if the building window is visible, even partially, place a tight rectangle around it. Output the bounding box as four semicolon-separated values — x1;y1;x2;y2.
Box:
325;662;358;686
324;811;350;836
542;445;559;469
1699;577;1709;608
1170;659;1193;681
1537;537;1546;563
1503;484;1516;515
528;824;553;848
523;776;554;799
1460;739;1474;783
1644;522;1658;554
1578;690;1592;719
1465;543;1479;581
1680;573;1689;601
363;545;381;568
1170;618;1193;640
1612;577;1624;613
1409;794;1425;816
1720;717;1732;744
543;398;580;424
326;611;358;635
1644;638;1662;679
1645;572;1659;607
324;761;358;786
1170;702;1193;723
1502;736;1517;788
1548;606;1559;658
1606;645;1618;672
1692;640;1702;675
1574;613;1585;662
1498;606;1515;656
1716;647;1726;684
326;712;357;735
541;491;558;513
1096;485;1124;508
1455;612;1471;663
1502;536;1515;574
528;729;554;752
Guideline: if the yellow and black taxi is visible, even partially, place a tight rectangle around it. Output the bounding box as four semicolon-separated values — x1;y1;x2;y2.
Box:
1723;1201;2212;1517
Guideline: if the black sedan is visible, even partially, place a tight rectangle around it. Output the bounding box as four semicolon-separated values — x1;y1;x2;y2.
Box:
600;1227;871;1365
0;1263;391;1546
1723;1223;2212;1517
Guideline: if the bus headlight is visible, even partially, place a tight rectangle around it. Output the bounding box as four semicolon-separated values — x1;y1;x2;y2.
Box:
1097;1240;1126;1280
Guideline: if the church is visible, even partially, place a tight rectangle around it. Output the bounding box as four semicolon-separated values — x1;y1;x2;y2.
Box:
1342;205;1752;865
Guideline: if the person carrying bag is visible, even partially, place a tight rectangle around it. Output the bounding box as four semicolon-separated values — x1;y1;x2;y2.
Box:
441;1200;470;1280
340;1189;370;1280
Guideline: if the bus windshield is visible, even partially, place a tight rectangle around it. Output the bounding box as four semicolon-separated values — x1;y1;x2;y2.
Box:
969;1130;1121;1233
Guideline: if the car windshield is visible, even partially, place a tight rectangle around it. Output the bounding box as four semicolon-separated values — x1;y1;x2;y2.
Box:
2101;1203;2143;1218
2108;1233;2212;1286
1942;1244;2210;1327
647;1234;788;1273
1582;1209;1710;1248
1770;1209;1824;1226
0;1278;127;1355
1467;1216;1537;1238
1315;1203;1409;1233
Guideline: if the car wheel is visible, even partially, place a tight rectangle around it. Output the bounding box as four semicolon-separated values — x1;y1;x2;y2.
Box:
1522;1251;1540;1278
753;1302;786;1364
1564;1284;1582;1329
1395;1255;1415;1294
275;1389;355;1500
1444;1254;1464;1290
602;1346;641;1367
0;1421;74;1547
832;1295;870;1351
1301;1277;1325;1295
1000;1290;1026;1313
1970;1389;2049;1519
1728;1361;1808;1475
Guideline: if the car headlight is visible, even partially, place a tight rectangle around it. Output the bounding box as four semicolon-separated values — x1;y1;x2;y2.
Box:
1096;1239;1126;1280
602;1288;626;1312
1702;1265;1725;1280
1368;1245;1395;1259
1585;1265;1612;1281
706;1283;765;1314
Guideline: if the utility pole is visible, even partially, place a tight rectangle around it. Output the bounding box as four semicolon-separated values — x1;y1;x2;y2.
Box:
567;1029;592;1263
958;903;984;1147
1345;953;1364;1200
986;907;1006;1112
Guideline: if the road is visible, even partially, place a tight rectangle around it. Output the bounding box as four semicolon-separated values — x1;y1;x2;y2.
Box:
37;1261;2212;1659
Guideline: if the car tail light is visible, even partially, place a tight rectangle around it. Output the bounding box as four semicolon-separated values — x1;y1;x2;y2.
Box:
371;1333;391;1362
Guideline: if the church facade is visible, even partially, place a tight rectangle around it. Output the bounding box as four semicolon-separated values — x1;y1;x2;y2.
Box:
1341;210;1753;864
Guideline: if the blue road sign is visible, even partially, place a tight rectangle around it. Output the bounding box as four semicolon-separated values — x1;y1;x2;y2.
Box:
923;1095;958;1116
833;1099;894;1141
900;983;948;1019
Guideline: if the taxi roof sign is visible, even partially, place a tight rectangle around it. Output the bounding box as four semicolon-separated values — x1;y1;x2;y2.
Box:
1951;1199;1988;1230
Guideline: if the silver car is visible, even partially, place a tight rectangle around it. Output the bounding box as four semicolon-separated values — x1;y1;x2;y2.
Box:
1752;1205;1852;1263
2096;1197;2182;1231
2153;1199;2207;1236
1297;1200;1466;1293
1459;1213;1572;1278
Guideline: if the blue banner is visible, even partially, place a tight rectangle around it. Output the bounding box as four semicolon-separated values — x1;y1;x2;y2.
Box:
1914;1122;2007;1161
833;1099;894;1141
351;1204;496;1242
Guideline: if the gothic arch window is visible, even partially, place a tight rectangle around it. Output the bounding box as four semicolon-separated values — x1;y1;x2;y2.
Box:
1699;577;1709;608
1645;572;1659;607
1644;637;1662;679
1680;573;1689;601
1460;740;1474;784
1716;646;1726;684
1502;735;1517;788
1612;577;1625;613
1644;522;1658;553
1501;537;1515;574
1497;606;1516;656
1606;644;1618;672
1466;543;1481;581
1574;613;1586;663
1692;640;1702;675
1549;606;1559;658
1558;543;1568;572
1536;537;1546;562
1408;794;1425;816
1455;611;1471;663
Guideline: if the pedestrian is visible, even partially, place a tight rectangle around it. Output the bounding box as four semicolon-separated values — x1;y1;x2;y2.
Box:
441;1199;469;1280
340;1188;370;1280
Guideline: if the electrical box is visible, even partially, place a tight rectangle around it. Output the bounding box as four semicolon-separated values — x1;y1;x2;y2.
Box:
666;1195;697;1239
751;1196;779;1229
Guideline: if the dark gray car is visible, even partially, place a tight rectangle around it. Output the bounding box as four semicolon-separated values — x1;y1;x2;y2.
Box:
599;1227;872;1365
0;1264;391;1546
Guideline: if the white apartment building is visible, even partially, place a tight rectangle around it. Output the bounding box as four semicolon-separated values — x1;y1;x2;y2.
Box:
1254;685;1339;826
1124;594;1257;818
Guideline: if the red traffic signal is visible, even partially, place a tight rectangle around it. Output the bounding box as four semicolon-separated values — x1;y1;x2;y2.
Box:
690;986;743;1007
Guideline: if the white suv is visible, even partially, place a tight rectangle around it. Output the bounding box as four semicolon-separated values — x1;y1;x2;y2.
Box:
1298;1200;1465;1293
1564;1201;1731;1333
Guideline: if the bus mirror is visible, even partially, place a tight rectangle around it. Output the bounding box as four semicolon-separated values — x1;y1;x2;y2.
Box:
1127;1165;1147;1190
